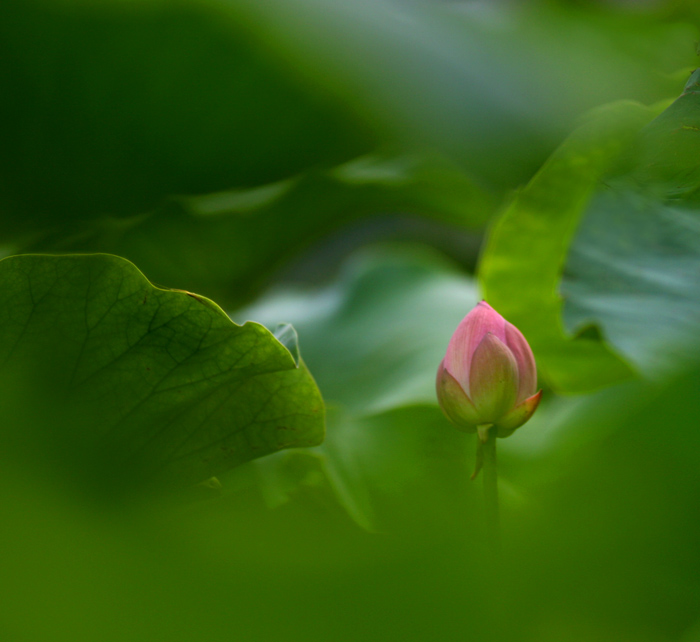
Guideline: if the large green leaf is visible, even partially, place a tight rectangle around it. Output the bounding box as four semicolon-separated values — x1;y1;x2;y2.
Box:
479;101;661;392
0;254;324;491
561;70;700;376
482;72;700;389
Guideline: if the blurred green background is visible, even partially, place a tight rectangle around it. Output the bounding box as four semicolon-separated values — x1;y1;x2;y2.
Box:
2;0;700;640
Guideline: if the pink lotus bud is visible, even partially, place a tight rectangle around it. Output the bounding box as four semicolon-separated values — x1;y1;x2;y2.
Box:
436;301;541;439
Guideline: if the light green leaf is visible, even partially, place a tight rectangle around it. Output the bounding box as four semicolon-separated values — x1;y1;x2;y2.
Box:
0;254;324;490
235;246;481;530
479;101;660;392
240;245;479;415
561;73;700;377
272;323;301;367
624;68;700;200
562;190;700;377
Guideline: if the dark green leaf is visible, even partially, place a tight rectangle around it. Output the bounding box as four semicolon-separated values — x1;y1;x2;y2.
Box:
0;0;375;229
1;0;692;236
23;154;492;307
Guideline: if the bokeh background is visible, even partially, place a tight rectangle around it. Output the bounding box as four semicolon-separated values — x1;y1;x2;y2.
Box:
2;0;700;640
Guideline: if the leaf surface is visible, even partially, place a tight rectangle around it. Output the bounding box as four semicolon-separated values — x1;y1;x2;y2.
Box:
479;101;659;392
22;154;493;308
561;71;700;376
235;247;480;530
0;0;375;229
0;254;324;489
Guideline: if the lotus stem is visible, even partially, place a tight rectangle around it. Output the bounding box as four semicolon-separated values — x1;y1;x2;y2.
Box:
481;429;501;555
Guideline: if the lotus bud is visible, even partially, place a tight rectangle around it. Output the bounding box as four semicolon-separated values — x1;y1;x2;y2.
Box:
436;301;542;440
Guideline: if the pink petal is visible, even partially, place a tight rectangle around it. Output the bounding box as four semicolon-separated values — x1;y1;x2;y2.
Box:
504;322;537;403
467;333;518;424
443;301;507;395
435;360;480;433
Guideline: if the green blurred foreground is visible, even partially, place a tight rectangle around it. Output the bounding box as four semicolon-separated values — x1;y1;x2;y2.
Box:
2;1;700;640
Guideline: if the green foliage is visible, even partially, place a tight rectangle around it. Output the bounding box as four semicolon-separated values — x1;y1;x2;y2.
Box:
2;1;700;641
0;253;324;492
0;0;375;228
483;69;700;390
21;153;492;308
236;248;479;531
479;101;656;392
563;188;700;375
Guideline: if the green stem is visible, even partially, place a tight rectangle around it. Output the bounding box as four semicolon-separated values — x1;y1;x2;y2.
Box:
481;428;501;554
